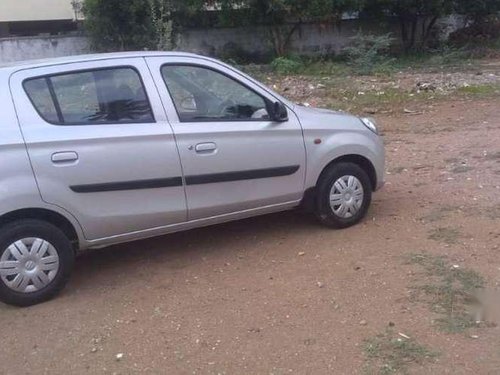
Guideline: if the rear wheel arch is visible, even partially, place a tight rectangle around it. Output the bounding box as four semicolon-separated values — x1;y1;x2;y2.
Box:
0;208;79;252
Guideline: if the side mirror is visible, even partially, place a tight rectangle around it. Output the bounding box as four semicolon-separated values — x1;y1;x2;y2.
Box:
269;101;288;122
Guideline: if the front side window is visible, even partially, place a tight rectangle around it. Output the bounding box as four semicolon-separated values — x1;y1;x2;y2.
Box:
161;65;269;122
24;67;154;125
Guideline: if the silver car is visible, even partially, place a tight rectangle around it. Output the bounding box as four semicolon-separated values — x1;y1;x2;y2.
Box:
0;52;385;306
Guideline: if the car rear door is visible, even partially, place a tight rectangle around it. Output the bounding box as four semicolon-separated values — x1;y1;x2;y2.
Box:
10;58;187;240
146;56;306;220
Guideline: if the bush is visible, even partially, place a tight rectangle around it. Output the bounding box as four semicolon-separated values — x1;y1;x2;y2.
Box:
270;56;304;74
343;33;394;75
83;0;175;52
219;42;256;65
83;0;156;51
449;17;500;47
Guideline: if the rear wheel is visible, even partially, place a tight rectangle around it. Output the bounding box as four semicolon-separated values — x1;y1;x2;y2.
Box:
0;220;74;307
315;162;372;228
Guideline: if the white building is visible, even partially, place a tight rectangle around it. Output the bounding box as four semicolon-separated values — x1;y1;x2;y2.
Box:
0;0;83;37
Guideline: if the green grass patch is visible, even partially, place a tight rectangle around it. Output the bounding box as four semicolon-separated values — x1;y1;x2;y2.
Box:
457;84;500;96
406;253;486;333
451;165;475;174
427;227;462;245
364;329;438;374
421;205;460;223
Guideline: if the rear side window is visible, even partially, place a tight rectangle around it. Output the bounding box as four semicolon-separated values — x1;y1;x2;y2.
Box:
23;67;154;125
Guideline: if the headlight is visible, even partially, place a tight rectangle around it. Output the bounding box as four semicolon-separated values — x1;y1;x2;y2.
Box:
360;117;378;134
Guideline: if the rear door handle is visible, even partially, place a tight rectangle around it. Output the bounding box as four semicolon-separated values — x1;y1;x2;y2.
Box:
195;142;217;153
51;151;79;163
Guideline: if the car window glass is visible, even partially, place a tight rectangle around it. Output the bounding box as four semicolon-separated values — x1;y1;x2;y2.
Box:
161;65;269;122
23;79;59;123
24;67;154;125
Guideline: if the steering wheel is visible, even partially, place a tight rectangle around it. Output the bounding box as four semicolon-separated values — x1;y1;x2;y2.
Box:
216;99;237;117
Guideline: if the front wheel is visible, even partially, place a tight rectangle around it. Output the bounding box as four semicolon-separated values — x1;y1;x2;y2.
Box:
0;220;75;307
315;162;372;229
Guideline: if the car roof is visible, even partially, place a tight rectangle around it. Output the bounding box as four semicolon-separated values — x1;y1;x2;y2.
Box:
0;50;293;107
0;51;203;73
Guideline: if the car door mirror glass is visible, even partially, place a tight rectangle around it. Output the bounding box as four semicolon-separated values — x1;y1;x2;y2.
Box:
269;101;288;122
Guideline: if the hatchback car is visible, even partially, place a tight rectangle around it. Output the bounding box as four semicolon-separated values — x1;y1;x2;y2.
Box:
0;52;385;306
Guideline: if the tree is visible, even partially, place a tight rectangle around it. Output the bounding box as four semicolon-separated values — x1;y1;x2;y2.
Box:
213;0;360;56
454;0;500;24
362;0;454;51
83;0;182;51
449;0;500;43
150;0;175;51
83;0;156;51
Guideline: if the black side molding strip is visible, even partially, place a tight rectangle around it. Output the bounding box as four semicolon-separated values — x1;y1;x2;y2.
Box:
70;166;300;193
70;177;183;193
185;165;300;185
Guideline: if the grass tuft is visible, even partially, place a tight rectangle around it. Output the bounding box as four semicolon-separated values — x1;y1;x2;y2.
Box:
406;253;485;333
364;329;438;374
428;227;462;245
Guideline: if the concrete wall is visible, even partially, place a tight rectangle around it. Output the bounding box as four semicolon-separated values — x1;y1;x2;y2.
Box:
0;35;89;63
177;20;398;60
0;17;466;64
0;0;76;22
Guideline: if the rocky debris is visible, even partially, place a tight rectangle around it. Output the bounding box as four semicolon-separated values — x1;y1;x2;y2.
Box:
416;82;437;91
259;65;500;110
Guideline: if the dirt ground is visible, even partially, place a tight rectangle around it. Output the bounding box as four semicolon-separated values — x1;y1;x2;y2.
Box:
1;64;500;375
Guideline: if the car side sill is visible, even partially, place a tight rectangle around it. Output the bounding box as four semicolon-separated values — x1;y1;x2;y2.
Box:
83;200;301;250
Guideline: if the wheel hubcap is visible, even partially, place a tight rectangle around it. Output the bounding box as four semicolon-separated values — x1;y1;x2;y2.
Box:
329;175;364;219
0;238;59;293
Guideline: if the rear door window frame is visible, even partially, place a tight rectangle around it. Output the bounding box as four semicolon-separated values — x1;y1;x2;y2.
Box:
22;65;156;126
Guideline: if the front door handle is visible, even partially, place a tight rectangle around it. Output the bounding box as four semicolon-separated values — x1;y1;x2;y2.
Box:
195;142;217;153
51;151;79;164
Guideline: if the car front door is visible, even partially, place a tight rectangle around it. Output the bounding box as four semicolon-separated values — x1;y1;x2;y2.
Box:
10;58;187;240
146;56;306;220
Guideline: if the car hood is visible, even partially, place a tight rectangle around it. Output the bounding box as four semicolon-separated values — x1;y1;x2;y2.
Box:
292;105;365;131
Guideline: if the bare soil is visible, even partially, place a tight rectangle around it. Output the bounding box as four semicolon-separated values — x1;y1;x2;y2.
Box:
1;63;500;375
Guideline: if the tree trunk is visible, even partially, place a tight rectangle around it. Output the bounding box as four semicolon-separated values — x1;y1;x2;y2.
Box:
399;15;409;51
422;15;439;49
282;20;302;54
409;17;418;50
270;21;302;57
270;26;285;56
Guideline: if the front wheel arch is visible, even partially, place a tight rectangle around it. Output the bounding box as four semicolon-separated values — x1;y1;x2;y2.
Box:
318;155;377;192
301;155;377;212
314;162;372;228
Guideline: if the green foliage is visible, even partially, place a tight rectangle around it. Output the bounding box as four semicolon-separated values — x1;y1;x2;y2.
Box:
150;0;174;51
364;329;438;374
215;0;361;56
83;0;500;55
362;0;454;51
83;0;156;51
407;253;486;333
83;0;182;51
454;0;500;23
343;33;394;75
219;42;261;64
271;56;304;74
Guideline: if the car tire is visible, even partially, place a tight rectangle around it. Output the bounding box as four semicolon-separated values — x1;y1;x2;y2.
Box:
315;162;372;229
0;220;75;307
